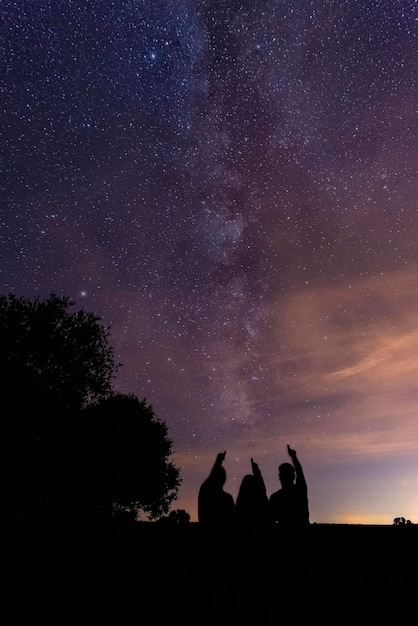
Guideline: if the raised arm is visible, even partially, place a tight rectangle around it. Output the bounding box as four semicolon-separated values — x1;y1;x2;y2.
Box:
216;451;227;464
251;457;261;478
251;457;267;497
205;450;227;479
287;444;307;487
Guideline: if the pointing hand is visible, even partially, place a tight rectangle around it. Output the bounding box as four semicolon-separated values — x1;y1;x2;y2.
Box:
287;444;296;458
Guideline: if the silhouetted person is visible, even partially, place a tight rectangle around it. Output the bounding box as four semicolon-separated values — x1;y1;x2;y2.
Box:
198;451;235;527
196;451;236;604
236;458;269;531
269;444;310;530
268;445;311;583
235;458;272;587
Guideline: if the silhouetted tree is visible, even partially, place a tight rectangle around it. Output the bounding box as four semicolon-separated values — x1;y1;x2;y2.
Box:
167;509;191;525
4;293;182;523
1;292;118;418
111;504;138;523
1;292;119;520
84;392;182;520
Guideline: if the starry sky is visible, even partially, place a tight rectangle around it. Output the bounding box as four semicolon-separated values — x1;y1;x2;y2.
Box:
2;1;417;524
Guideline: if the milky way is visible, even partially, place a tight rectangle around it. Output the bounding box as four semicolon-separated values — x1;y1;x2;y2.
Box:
2;1;417;522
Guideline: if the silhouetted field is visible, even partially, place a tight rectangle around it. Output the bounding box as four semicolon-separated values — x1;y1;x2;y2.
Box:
13;520;417;622
112;521;417;621
111;521;417;620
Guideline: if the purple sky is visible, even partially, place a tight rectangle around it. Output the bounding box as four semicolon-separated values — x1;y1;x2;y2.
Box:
2;1;417;523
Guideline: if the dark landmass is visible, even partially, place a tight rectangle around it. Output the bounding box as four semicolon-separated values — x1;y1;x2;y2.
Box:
113;521;417;621
13;520;417;623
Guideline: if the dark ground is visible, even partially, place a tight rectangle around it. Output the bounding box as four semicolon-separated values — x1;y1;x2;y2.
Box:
12;520;418;623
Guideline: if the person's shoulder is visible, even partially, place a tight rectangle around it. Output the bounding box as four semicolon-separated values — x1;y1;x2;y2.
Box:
198;478;212;495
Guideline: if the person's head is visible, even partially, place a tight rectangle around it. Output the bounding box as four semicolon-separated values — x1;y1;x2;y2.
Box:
236;474;258;513
238;474;256;497
278;462;295;487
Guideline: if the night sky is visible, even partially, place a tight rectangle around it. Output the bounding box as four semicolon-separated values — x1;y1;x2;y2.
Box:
2;1;417;523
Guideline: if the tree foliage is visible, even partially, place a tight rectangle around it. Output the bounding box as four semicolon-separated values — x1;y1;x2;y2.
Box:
160;509;191;527
393;517;412;526
1;292;118;422
2;292;182;522
1;292;118;519
85;393;182;520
